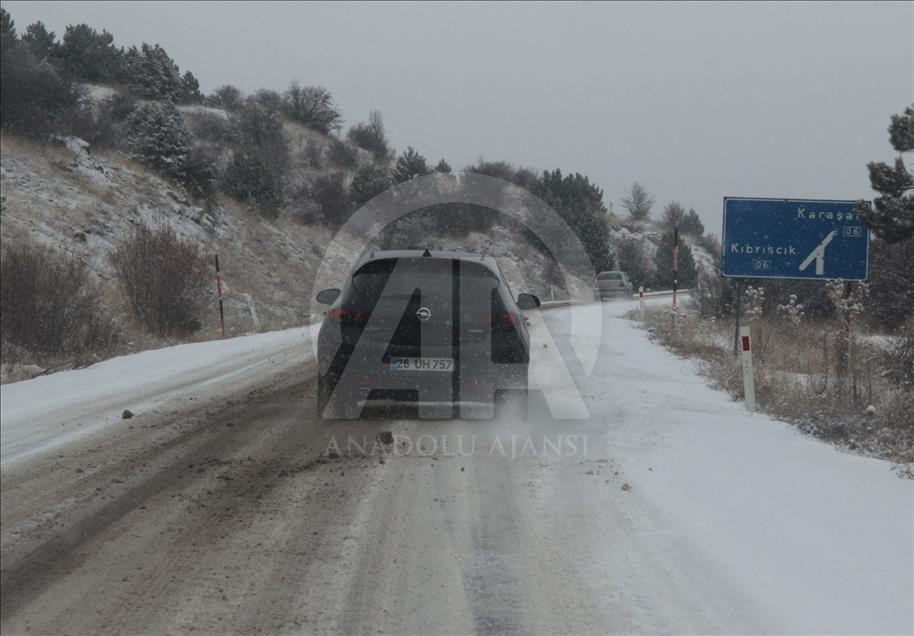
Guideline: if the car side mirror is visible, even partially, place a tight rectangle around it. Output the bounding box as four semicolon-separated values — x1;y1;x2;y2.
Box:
516;293;541;310
316;288;341;305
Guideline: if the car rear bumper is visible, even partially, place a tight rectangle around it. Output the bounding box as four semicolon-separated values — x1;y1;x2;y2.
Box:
594;289;632;300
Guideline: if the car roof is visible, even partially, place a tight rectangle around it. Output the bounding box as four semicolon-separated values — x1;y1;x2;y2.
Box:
357;249;499;268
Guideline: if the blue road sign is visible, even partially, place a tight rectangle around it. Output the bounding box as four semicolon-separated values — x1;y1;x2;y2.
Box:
721;197;870;281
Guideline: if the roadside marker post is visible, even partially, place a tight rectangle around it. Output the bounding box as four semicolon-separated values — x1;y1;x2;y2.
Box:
672;227;679;313
639;286;645;320
739;326;756;412
215;254;226;338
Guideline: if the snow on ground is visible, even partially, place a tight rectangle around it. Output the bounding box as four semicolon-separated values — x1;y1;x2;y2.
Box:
537;297;913;634
2;295;910;632
0;326;318;464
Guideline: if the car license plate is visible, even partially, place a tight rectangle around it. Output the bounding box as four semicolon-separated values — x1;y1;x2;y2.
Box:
389;356;453;371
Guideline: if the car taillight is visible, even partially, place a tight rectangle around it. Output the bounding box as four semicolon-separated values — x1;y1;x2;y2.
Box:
330;307;369;323
485;312;518;325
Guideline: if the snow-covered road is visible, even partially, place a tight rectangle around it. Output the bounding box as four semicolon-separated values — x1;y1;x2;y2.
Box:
1;298;911;634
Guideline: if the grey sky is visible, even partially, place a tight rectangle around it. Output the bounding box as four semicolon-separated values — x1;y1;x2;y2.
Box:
4;1;912;235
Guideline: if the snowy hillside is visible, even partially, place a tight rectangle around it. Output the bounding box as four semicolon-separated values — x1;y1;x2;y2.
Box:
0;121;589;376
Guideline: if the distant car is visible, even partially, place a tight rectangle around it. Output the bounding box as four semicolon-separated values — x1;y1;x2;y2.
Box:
593;270;633;301
314;250;540;419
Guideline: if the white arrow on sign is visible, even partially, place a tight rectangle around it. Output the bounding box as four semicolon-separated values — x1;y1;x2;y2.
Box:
798;230;836;276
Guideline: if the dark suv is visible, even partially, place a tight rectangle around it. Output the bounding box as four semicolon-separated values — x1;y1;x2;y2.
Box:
314;250;540;419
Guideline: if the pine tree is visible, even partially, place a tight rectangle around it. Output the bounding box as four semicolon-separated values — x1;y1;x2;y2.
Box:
126;102;191;180
123;43;182;101
652;231;697;289
22;21;57;61
350;163;392;206
620;182;654;221
0;8;16;51
392;146;429;183
435;158;451;173
534;169;614;272
855;104;914;243
661;201;686;229
616;240;651;289
180;71;202;103
57;23;121;82
224;149;283;217
680;207;705;236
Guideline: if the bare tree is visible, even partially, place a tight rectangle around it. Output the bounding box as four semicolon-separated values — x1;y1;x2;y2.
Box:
347;110;390;159
283;82;342;134
620;182;654;221
110;224;212;336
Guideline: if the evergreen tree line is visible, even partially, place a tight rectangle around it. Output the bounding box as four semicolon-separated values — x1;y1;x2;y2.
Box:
0;7;621;274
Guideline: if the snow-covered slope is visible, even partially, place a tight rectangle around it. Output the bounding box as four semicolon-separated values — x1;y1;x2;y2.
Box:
0;130;583;368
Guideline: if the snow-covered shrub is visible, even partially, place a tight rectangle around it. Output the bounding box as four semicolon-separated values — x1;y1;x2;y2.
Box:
326;137;358;169
887;318;914;387
777;294;805;326
223;149;284;217
303;139;323;169
109;224;212;336
0;241;115;358
743;285;765;318
827;279;867;319
303;172;350;225
191;109;238;145
206;85;244;112
347;110;389;159
693;267;735;319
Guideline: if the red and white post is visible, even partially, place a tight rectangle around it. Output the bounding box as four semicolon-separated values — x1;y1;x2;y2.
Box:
671;227;679;312
739;325;756;412
639;285;645;320
215;254;225;338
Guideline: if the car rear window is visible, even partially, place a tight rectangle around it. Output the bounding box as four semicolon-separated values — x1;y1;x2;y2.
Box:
350;258;499;301
597;272;623;280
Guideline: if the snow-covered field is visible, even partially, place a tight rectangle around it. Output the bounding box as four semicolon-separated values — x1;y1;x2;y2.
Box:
542;299;913;634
